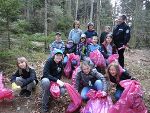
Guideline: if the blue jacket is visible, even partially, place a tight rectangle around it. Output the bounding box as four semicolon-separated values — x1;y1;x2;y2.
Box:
86;43;107;58
50;40;65;52
68;28;82;44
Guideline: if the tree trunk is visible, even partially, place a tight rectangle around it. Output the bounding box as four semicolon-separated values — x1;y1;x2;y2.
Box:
44;0;48;51
6;17;10;49
90;0;94;22
96;0;101;37
26;0;30;21
75;0;79;20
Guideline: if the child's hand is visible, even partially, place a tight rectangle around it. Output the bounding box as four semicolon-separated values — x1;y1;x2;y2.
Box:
56;80;64;87
12;82;21;91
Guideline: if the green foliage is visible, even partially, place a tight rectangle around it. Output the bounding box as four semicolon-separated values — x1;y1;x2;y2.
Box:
0;0;20;21
55;16;73;36
11;19;30;34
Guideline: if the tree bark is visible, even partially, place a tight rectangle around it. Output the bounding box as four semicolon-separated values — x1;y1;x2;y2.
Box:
44;0;48;51
75;0;79;20
90;0;94;22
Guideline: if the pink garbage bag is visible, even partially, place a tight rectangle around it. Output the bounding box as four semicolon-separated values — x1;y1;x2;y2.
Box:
71;66;80;87
65;83;82;113
81;89;113;113
109;80;148;113
64;53;80;78
89;50;106;68
0;72;14;100
107;54;119;64
50;82;60;98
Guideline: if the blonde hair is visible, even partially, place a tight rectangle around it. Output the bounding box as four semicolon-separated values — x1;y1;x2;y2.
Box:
107;62;120;82
17;57;29;74
73;20;80;28
80;60;92;71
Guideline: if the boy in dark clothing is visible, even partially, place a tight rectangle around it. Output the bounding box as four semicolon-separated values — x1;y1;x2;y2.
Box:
41;49;65;112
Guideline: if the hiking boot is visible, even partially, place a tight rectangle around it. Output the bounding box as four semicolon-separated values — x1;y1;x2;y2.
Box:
25;90;31;97
19;89;27;97
42;104;49;112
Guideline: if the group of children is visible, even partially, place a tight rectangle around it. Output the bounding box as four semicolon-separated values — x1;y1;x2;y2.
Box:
9;20;134;113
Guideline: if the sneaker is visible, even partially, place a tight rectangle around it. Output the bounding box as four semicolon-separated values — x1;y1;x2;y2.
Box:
25;90;31;97
42;104;49;112
19;89;27;96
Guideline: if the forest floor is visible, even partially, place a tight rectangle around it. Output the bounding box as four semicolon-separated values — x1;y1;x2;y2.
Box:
0;49;150;113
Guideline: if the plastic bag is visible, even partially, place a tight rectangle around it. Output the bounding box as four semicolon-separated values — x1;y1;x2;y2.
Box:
107;54;119;64
89;50;106;68
65;83;82;113
50;82;60;98
64;53;80;78
109;80;148;113
0;72;14;100
81;89;113;113
71;66;80;87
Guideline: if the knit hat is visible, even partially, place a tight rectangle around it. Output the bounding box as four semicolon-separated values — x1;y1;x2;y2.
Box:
53;49;63;55
55;32;61;36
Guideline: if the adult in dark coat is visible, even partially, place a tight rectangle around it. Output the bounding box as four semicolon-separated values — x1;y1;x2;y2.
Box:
113;15;131;68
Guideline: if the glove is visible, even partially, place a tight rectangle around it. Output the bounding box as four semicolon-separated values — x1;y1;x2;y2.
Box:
101;91;107;97
12;82;21;91
56;79;64;87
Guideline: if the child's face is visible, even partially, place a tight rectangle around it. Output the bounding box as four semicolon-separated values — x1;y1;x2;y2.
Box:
81;38;86;42
18;61;26;69
106;37;112;44
55;35;61;41
88;25;94;30
92;37;98;44
75;22;80;28
82;65;91;75
54;54;63;63
109;66;117;77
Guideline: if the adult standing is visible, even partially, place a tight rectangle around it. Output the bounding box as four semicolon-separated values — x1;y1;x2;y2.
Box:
113;15;131;68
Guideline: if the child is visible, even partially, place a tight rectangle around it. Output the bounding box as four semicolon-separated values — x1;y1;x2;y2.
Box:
68;20;83;45
63;39;77;66
50;32;65;56
102;34;117;58
100;26;111;44
107;62;132;101
74;61;108;100
86;36;107;58
84;22;97;44
10;57;38;97
41;49;65;112
76;34;87;60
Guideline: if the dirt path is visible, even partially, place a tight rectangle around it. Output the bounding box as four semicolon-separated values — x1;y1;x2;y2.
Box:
0;49;150;113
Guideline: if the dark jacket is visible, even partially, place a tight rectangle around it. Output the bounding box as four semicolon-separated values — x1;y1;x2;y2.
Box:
42;58;63;82
84;30;97;39
113;22;130;48
64;44;76;56
100;31;108;44
10;67;38;88
75;69;108;92
109;71;131;90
